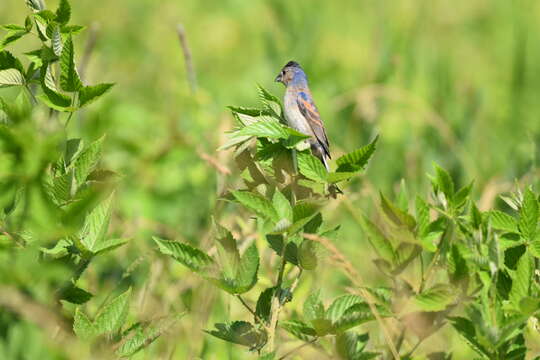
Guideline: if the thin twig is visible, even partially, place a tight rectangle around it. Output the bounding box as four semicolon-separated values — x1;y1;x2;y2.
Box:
278;337;318;360
302;233;401;360
236;295;260;322
176;23;197;94
267;245;287;352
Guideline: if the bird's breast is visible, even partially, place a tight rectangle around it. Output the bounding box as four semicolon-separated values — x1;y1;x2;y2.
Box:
283;92;313;137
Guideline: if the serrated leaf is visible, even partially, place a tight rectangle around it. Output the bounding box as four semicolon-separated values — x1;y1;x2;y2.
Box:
327;171;356;183
298;239;319;270
236;118;288;139
25;0;45;11
272;189;292;223
336;136;378;172
51;25;63;56
59;35;82;91
332;303;380;333
38;64;72;111
304;290;325;322
380;192;416;230
73;308;96;340
0;69;25;87
453;181;473;209
55;0;71;25
1;30;27;49
509;253;532;308
206;321;266;350
78;195;113;253
326;295;363;323
433;165;454;199
234;243;259;294
335;331;372;360
94;288;131;334
232;190;278;222
449;317;490;358
297;151;328;183
490;211;518;233
256;287;274;324
213;220;240;279
0;50;24;72
93;238;129;255
519;188;538;241
281;320;317;342
413;284;456;312
2;25;25;31
415;196;430;236
153;237;214;273
70;135;104;185
357;214;395;263
79;83;114;107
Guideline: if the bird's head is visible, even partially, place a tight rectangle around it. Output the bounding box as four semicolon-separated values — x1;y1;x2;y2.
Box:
275;60;305;86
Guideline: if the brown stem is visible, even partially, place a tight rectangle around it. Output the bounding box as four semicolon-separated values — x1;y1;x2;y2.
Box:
176;23;197;94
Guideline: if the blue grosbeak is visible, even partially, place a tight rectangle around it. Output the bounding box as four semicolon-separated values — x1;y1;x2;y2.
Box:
276;61;341;196
275;61;332;170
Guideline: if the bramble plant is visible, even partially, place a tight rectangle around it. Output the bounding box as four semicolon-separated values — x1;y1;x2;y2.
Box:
1;1;540;360
0;1;178;358
156;91;540;359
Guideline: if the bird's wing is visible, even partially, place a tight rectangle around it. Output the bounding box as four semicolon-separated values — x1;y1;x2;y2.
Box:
297;90;331;157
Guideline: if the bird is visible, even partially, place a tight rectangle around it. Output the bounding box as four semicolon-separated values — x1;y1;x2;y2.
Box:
275;60;341;196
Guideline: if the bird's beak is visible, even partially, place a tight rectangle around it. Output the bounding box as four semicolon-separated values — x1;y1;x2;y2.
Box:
275;73;282;83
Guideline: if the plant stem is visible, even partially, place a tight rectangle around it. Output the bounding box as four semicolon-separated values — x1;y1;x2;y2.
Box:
236;295;260;322
176;23;197;94
266;244;287;352
278;337;318;360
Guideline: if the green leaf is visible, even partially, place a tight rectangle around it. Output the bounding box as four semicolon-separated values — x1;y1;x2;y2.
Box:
93;238;129;255
281;320;317;341
509;253;532;308
413;284;456;312
0;50;24;72
298;240;319;270
51;25;63;56
327;171;356;184
153;237;214;273
38;65;72;111
206;321;267;350
380;192;416;230
0;69;25;88
255;287;274;324
236;118;288;139
234;243;259;294
326;295;363;323
272;189;292;223
59;285;93;304
232;190;278;222
55;0;71;25
433;165;454;199
70;135;104;185
449;317;490;358
213;220;240;279
332;303;380;333
490;211;518;233
297;151;328;183
1;31;27;49
73;308;96;340
519;188;538;241
336;136;378;172
357;214;395;264
79;83;114;107
303;290;325;322
471;202;483;229
335;331;374;360
452;181;473;209
59;35;82;91
1;25;25;31
94;288;131;334
25;0;45;11
78;194;113;253
415;196;430;236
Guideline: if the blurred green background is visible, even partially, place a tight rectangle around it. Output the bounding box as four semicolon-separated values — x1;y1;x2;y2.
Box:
1;0;540;358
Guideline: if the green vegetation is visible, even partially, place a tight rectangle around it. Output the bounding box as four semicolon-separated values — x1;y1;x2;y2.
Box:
1;0;539;359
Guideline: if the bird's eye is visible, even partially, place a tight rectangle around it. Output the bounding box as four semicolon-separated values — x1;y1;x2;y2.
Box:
281;70;285;75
